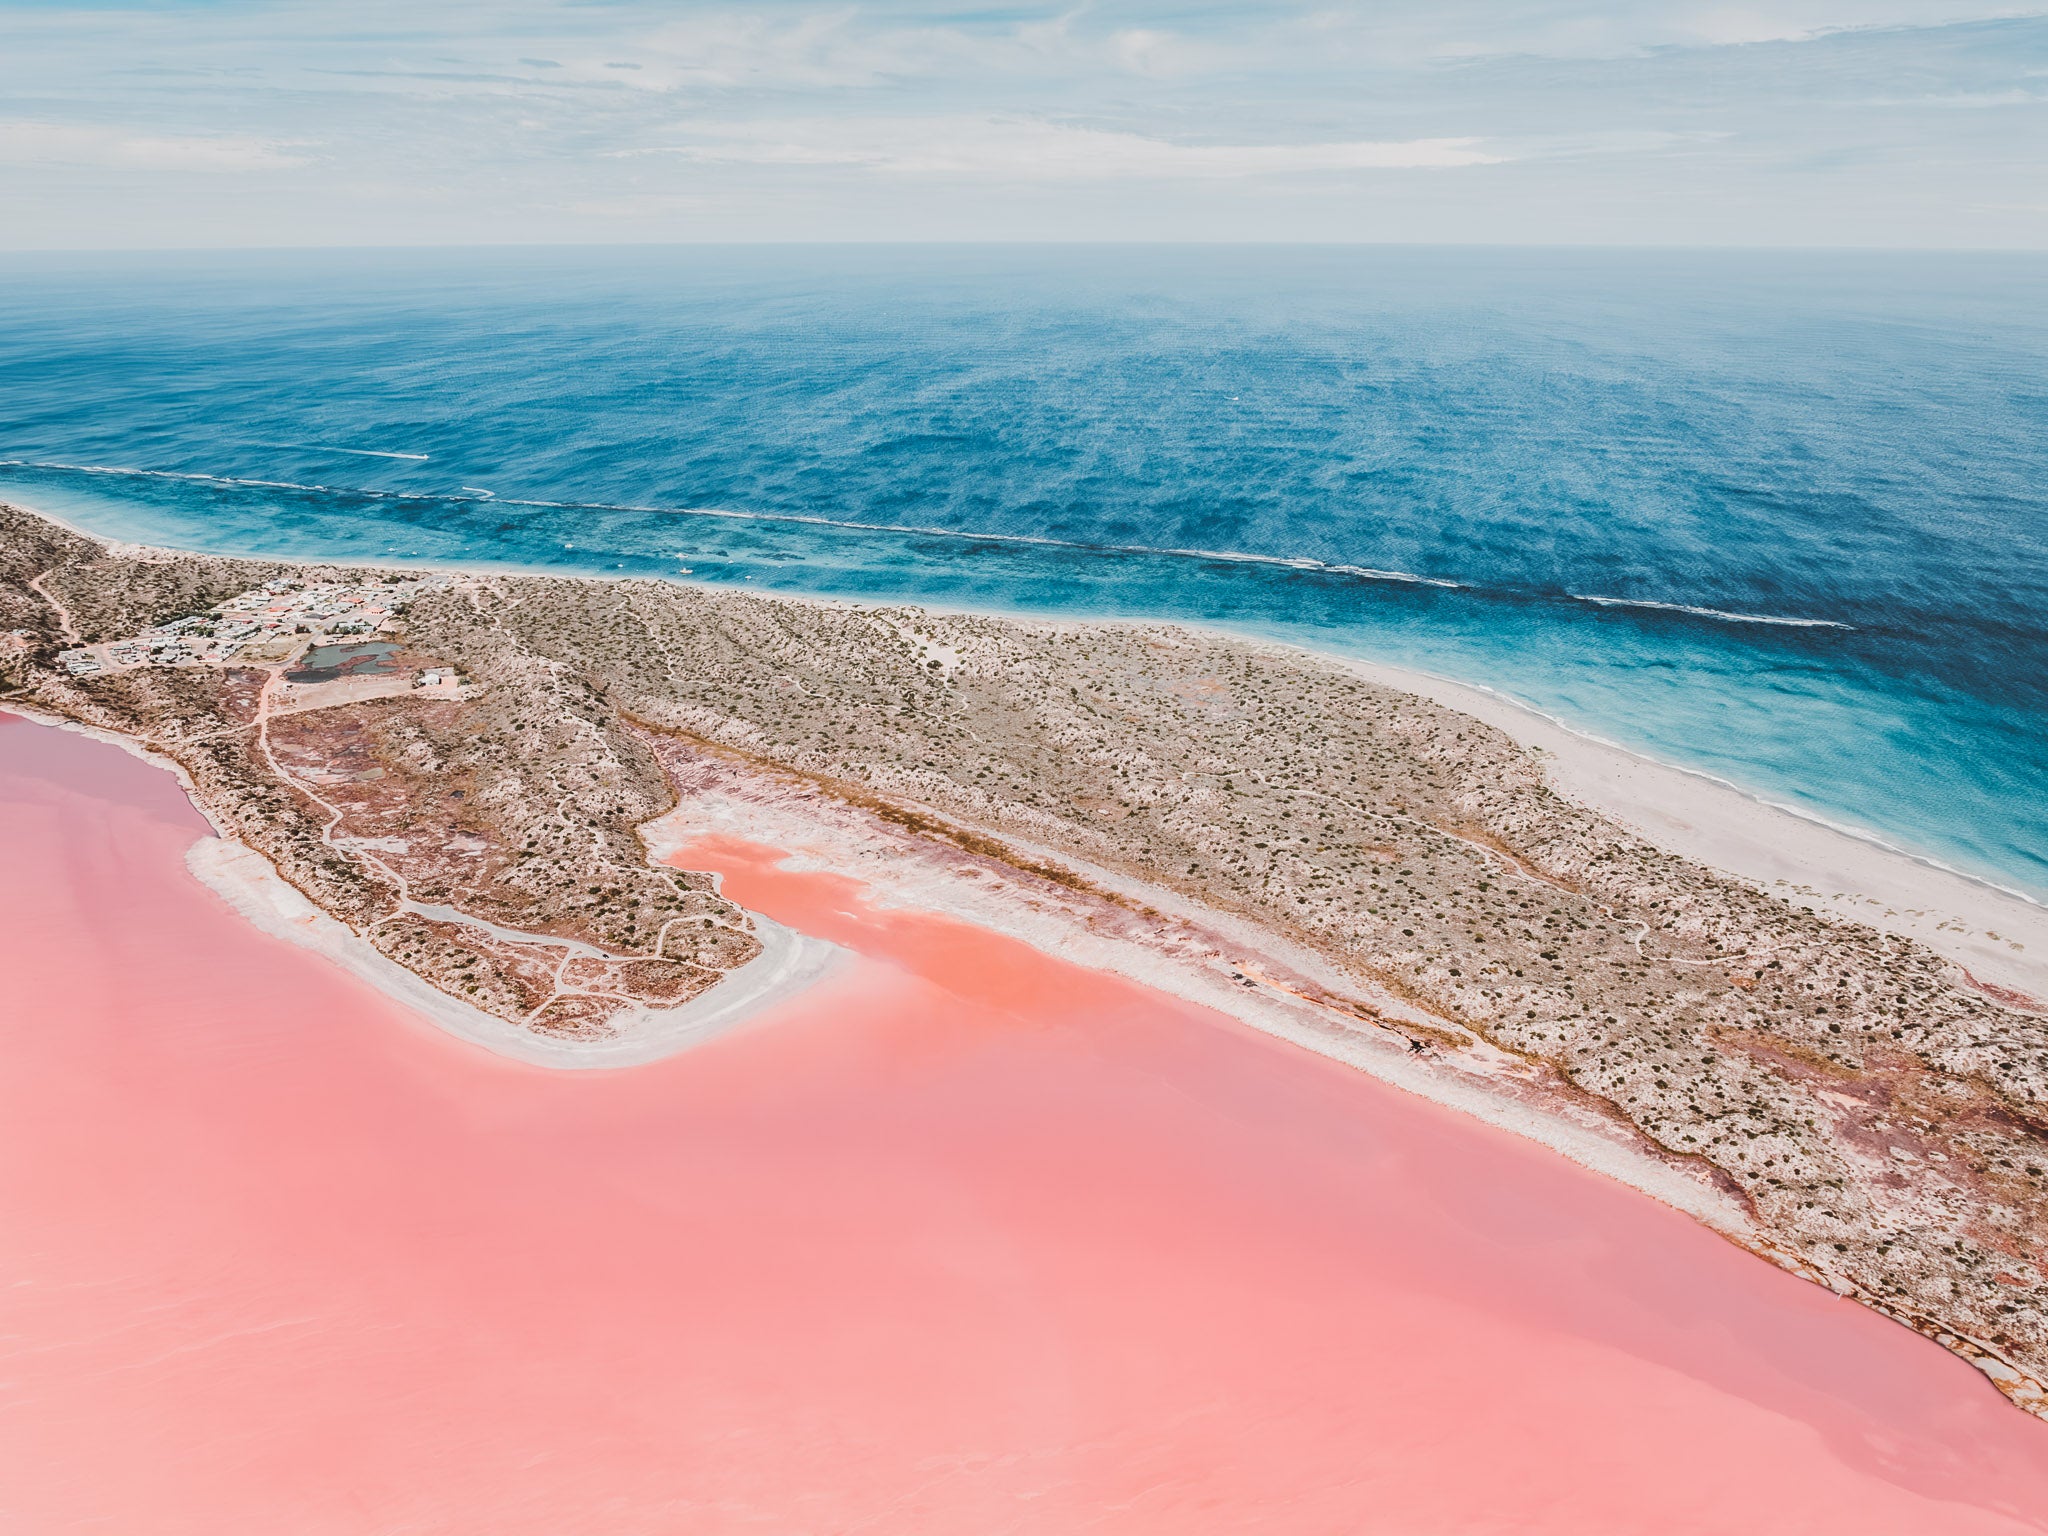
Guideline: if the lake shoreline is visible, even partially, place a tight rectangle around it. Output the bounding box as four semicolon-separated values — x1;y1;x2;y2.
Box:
10;497;2048;1422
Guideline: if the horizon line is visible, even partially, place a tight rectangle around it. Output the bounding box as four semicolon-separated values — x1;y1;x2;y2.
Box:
3;238;2047;258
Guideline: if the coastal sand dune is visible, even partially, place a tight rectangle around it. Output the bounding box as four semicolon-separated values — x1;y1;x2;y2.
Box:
3;713;2047;1533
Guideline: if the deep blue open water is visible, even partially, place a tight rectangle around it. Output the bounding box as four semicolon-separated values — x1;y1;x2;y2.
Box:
2;246;2043;897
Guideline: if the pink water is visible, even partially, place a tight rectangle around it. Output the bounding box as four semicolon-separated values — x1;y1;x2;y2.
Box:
1;712;2044;1534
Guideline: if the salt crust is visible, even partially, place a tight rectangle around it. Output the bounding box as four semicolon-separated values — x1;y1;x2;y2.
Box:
638;801;1759;1245
184;836;845;1070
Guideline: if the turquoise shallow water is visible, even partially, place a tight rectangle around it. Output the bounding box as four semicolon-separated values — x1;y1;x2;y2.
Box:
2;246;2044;897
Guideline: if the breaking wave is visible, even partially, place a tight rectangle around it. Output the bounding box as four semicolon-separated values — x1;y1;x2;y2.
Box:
0;458;1481;594
0;459;1884;639
256;444;431;461
0;245;2039;902
1568;594;1855;630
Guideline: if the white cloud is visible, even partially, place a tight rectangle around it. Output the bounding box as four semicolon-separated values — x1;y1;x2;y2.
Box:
1104;27;1228;78
567;11;953;91
1852;88;2047;103
0;121;307;172
0;1;2042;246
536;10;1235;93
619;117;1503;178
1295;1;2047;63
1668;2;2042;47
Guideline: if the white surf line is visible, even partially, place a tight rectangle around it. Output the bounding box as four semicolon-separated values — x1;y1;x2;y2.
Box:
0;467;1863;632
1568;593;1855;630
256;444;432;461
11;463;1481;592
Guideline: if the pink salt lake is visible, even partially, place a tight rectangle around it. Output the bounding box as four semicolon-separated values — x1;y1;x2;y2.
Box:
1;711;2045;1534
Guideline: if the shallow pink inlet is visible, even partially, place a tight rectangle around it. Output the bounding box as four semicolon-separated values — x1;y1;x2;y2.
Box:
2;713;2045;1534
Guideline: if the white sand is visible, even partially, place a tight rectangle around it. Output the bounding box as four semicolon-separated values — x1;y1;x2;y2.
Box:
3;701;848;1071
185;836;846;1070
1307;651;2048;1004
640;794;1759;1244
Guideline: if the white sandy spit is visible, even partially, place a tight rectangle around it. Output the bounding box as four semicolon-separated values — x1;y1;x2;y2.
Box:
185;835;845;1070
3;700;847;1071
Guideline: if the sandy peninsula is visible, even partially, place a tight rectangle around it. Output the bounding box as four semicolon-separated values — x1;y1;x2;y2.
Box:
4;497;2048;1421
186;833;845;1069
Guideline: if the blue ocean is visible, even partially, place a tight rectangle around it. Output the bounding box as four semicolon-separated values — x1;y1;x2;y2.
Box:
2;246;2044;898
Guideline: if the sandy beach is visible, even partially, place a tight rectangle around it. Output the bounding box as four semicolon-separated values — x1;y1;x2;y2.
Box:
1319;646;2048;1003
185;832;847;1069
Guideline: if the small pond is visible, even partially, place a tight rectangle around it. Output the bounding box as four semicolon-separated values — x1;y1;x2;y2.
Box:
284;641;404;684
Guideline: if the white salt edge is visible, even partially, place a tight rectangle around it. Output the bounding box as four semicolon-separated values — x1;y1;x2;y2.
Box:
185;836;847;1070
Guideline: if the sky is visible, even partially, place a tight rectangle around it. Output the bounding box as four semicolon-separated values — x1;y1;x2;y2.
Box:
0;1;2044;248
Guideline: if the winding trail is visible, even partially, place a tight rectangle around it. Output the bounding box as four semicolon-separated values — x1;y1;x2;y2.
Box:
246;663;749;1030
245;667;696;1028
26;568;81;648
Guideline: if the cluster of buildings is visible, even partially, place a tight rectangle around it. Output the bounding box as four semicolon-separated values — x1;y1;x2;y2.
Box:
58;574;440;678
